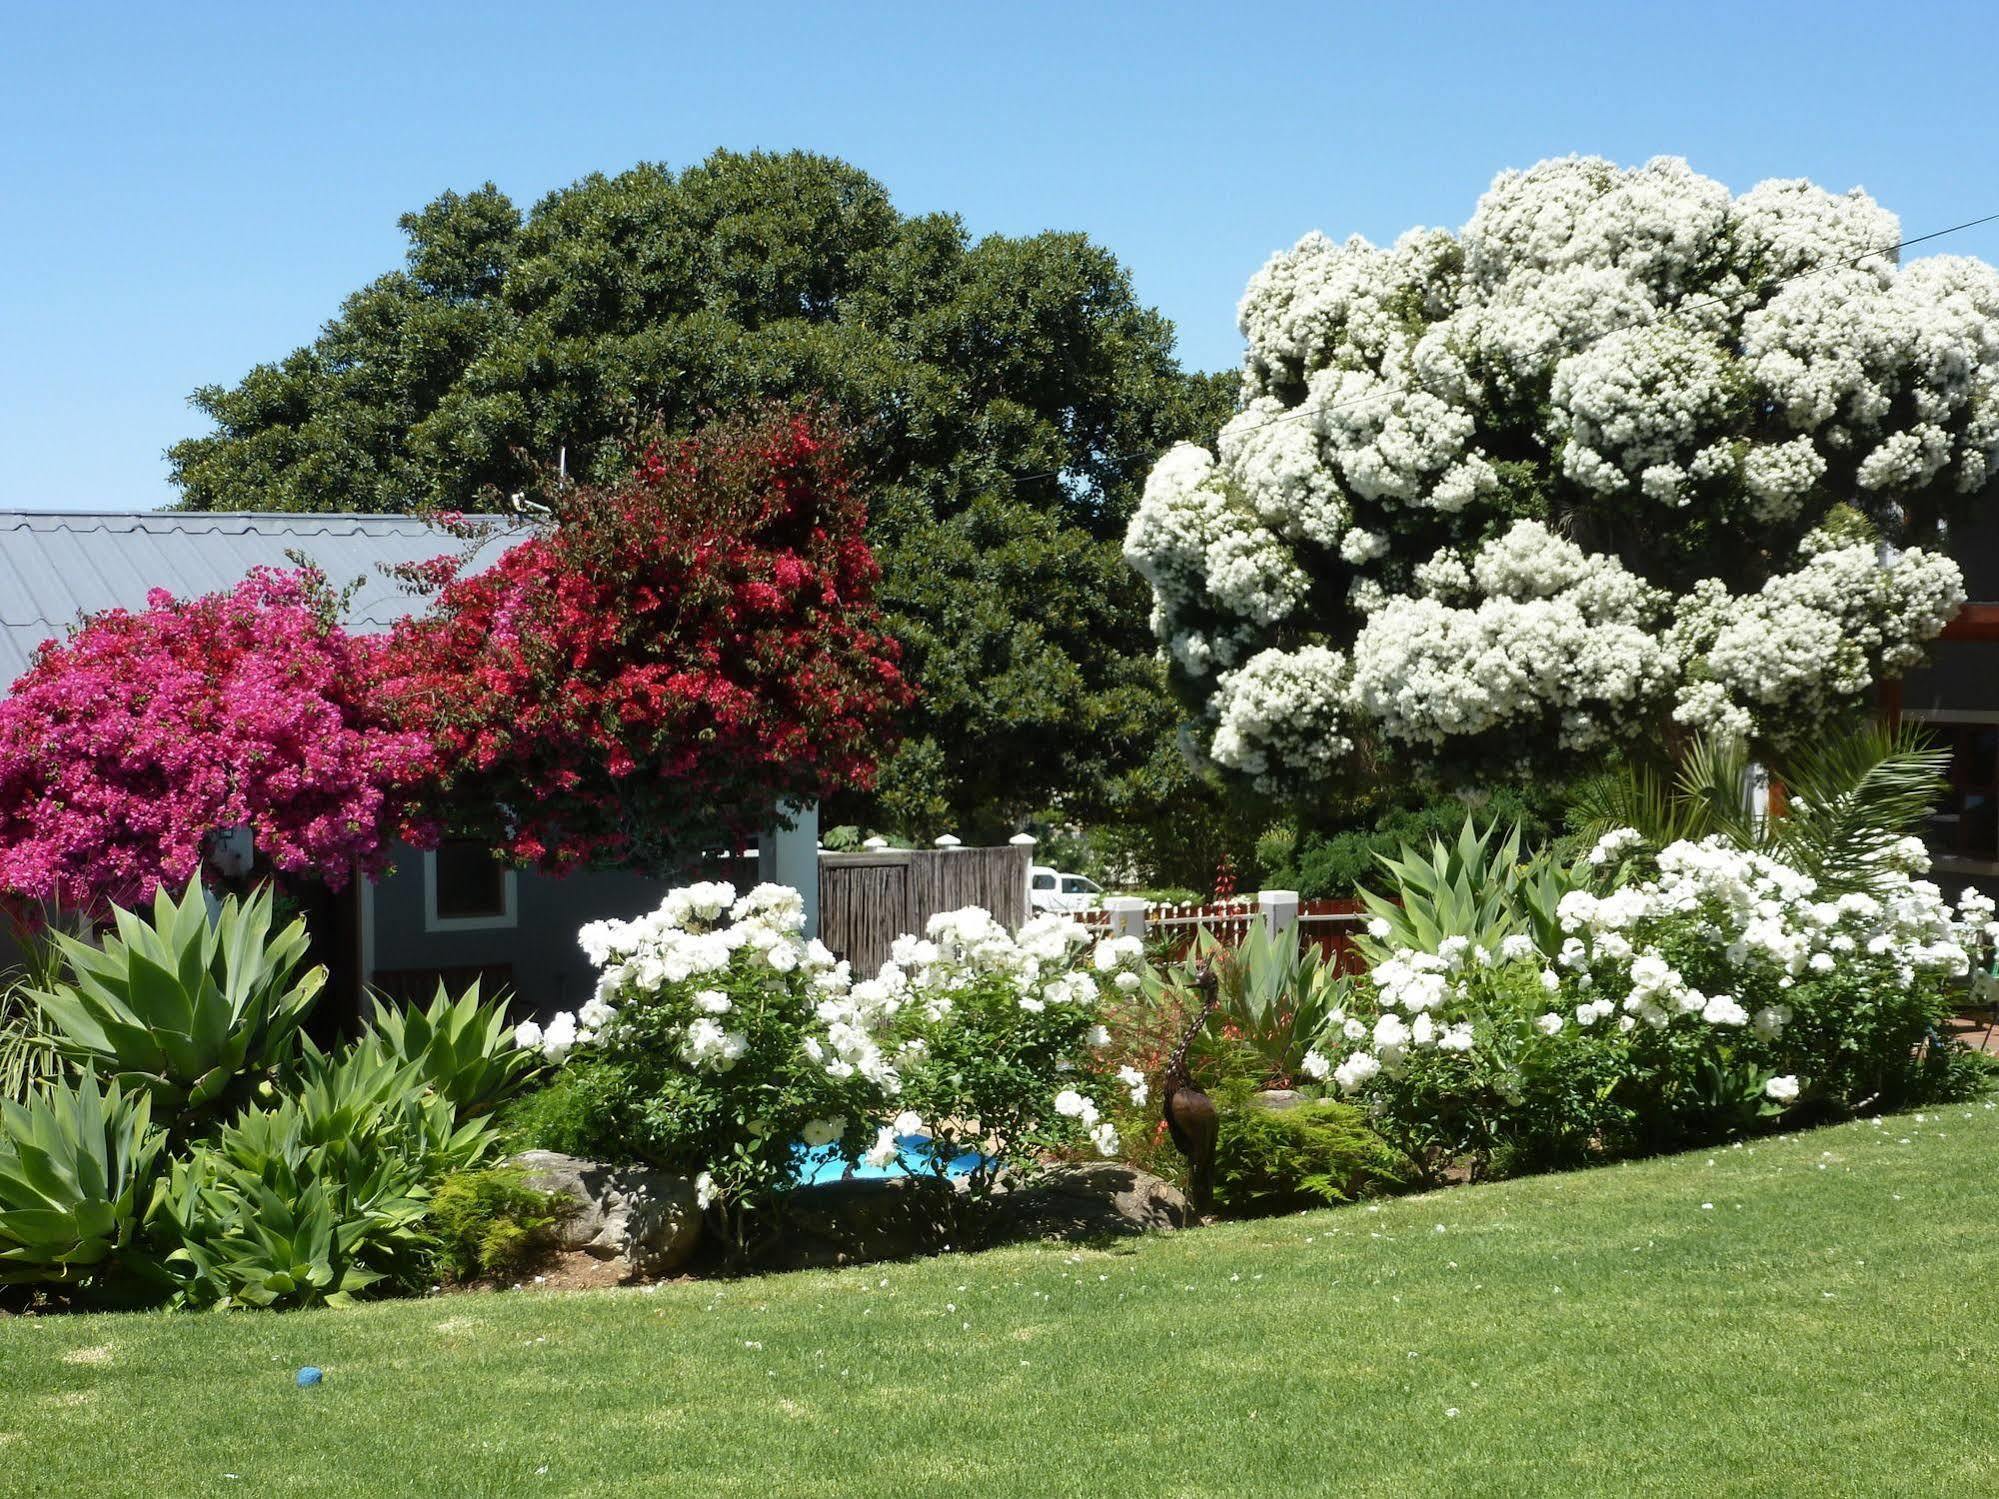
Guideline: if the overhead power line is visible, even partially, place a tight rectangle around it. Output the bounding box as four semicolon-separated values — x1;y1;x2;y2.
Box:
1003;207;1999;493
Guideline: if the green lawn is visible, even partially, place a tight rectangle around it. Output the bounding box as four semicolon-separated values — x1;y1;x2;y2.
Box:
5;1106;1998;1498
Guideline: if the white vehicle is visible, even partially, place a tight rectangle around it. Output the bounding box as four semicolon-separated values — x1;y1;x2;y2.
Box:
1029;865;1105;913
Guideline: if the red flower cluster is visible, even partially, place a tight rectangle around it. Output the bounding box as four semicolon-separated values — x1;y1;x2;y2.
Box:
0;569;435;914
370;409;911;871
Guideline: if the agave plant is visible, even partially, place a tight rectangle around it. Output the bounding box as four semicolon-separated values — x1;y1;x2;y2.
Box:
30;879;324;1129
1571;722;1948;894
0;1069;169;1293
1184;922;1351;1086
287;1033;501;1178
1356;817;1586;961
165;1076;443;1310
358;980;540;1119
166;1156;427;1311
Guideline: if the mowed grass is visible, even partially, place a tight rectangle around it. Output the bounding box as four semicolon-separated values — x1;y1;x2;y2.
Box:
5;1107;1999;1499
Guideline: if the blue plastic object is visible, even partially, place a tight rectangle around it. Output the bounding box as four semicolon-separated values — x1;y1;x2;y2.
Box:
295;1367;323;1388
791;1134;990;1185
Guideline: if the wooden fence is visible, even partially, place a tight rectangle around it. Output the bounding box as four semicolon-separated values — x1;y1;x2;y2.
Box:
817;845;1030;976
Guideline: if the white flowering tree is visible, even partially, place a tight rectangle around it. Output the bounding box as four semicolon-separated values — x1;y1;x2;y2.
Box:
1126;157;1998;794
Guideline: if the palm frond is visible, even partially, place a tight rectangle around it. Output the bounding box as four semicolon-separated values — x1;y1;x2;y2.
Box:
1770;721;1948;890
1569;760;1675;848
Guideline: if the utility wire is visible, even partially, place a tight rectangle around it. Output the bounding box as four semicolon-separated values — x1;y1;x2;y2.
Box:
1003;207;1999;492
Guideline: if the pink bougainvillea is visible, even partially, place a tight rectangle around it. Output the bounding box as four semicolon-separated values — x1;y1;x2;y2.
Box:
0;568;435;914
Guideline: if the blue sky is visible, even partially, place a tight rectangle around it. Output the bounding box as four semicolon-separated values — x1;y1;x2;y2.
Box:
3;0;1994;511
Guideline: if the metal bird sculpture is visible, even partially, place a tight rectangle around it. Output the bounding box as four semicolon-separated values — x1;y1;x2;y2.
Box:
1161;960;1223;1219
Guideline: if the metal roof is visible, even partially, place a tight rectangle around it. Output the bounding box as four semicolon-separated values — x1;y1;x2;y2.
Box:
0;510;527;687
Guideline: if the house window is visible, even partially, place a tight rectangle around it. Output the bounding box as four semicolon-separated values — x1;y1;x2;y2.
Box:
423;841;518;932
1910;713;1999;871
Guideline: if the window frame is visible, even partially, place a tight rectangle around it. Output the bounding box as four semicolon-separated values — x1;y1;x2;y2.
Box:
421;844;520;933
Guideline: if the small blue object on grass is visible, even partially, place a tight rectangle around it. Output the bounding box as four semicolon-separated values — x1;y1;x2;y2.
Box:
791;1134;990;1186
295;1367;323;1388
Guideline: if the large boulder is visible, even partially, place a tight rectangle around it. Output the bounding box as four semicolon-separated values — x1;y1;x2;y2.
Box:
989;1163;1193;1243
512;1151;702;1278
753;1175;958;1272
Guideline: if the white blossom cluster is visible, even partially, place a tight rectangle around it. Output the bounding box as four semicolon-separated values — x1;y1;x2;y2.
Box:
1670;534;1964;743
526;887;1128;1162
1308;835;1977;1092
1127;156;1994;784
521;881;835;1068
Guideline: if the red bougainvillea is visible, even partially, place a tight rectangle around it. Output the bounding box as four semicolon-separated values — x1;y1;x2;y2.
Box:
371;409;912;871
0;570;436;914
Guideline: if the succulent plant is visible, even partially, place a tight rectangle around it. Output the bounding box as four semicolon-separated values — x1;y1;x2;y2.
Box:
358;979;540;1119
0;1068;168;1292
30;879;323;1130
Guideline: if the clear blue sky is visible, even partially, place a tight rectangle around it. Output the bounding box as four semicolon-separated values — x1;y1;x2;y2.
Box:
3;0;1995;511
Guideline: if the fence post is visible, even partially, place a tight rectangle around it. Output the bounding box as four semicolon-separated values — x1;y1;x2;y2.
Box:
1258;889;1299;938
760;798;821;941
1009;833;1037;917
1104;896;1148;940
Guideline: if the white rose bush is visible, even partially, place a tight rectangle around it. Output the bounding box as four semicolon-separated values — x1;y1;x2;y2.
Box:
1307;827;1993;1180
1126;157;1995;791
518;882;1132;1241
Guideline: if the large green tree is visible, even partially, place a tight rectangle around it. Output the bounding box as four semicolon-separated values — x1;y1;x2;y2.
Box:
172;150;1231;832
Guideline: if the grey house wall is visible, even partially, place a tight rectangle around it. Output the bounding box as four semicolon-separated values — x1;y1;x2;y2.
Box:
367;847;695;1014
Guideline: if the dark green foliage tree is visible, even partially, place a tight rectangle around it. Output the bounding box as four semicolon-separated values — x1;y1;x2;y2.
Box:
171;152;1233;831
858;496;1172;841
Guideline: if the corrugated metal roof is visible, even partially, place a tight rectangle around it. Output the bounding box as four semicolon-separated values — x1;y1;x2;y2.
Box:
0;511;527;687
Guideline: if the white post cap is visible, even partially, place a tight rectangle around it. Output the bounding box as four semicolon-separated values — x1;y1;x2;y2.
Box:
1103;895;1148;939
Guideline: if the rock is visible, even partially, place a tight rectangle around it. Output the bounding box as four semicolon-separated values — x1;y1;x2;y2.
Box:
753;1175;957;1272
989;1163;1193;1243
511;1151;702;1278
1252;1089;1306;1112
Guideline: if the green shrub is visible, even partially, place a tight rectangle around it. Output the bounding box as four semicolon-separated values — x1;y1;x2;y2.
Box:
497;1059;671;1166
427;1168;573;1283
491;1055;623;1159
1211;1086;1399;1217
29;880;323;1132
0;1069;170;1298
